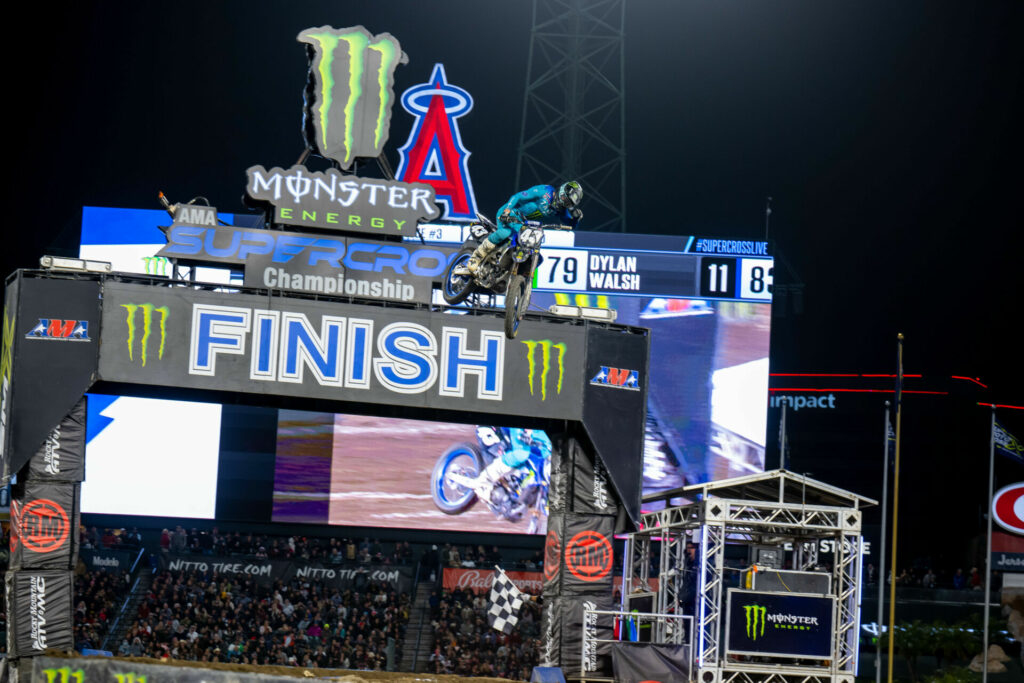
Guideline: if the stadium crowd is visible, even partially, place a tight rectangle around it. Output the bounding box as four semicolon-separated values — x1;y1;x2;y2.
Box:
73;567;131;652
428;586;542;679
120;568;409;670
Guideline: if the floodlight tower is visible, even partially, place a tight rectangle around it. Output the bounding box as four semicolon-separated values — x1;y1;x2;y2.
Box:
515;0;626;232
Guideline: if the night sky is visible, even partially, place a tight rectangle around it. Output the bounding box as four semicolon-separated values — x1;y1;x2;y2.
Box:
7;2;1023;549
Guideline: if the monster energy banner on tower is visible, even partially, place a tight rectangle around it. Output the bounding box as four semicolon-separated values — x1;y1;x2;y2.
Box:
6;569;75;657
726;589;835;659
299;26;407;169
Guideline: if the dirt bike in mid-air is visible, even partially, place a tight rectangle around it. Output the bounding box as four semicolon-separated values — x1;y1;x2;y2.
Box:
440;215;569;339
430;426;550;534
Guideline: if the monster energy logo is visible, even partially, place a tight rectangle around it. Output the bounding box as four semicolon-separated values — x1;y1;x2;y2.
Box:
521;339;566;401
744;604;766;640
121;303;169;366
141;256;169;276
298;25;407;169
40;668;84;683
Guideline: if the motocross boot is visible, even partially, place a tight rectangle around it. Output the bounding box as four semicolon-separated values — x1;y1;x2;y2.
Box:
455;239;498;276
471;457;513;503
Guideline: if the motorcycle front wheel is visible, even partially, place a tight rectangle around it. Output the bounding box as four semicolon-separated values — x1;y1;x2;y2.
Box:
441;247;477;305
430;443;485;514
504;274;530;339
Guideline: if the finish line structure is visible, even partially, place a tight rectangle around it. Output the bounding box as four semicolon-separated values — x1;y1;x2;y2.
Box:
597;470;875;683
1;268;650;677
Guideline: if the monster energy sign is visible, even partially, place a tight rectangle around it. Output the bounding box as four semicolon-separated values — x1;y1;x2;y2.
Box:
522;339;566;401
726;589;835;659
120;303;169;367
299;26;407;169
245;165;439;235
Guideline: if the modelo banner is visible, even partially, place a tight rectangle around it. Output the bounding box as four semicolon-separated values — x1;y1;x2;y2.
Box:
10;481;78;569
158;553;413;592
80;547;138;573
6;569;75;656
726;589;835;659
1;275;101;483
24;397;87;482
156;224;457;304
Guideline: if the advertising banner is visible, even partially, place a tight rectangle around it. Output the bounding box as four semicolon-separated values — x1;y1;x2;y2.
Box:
581;326;648;526
559;514;615;596
24;397;87;482
568;438;618;517
1;275;18;484
610;642;690;683
443;567;544;595
2;276;101;482
10;481;78;569
992;531;1024;571
156;224;456;304
543;513;564;595
6;569;75;656
97;281;589;421
79;547;138;573
158;553;414;593
541;595;614;676
726;589;835;659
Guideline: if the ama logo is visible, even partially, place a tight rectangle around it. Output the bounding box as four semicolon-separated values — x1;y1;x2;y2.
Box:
396;64;478;221
25;319;90;342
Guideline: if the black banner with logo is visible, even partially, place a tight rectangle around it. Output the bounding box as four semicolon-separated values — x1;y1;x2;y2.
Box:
1;275;101;483
726;589;835;659
79;548;138;573
24;397;86;482
543;513;564;595
541;595;614;676
610;642;690;683
10;481;78;569
581;326;648;527
157;553;414;593
6;569;74;657
0;275;19;486
560;514;615;596
568;438;619;517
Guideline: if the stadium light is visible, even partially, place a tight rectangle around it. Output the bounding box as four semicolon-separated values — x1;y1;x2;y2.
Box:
40;255;112;274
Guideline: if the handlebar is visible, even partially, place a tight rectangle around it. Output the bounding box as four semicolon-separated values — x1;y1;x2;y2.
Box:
523;221;573;231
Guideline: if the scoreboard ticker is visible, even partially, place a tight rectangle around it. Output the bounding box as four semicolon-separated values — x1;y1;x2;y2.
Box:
416;224;773;303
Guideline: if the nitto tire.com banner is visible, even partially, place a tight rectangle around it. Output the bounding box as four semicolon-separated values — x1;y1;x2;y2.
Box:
158;553;413;592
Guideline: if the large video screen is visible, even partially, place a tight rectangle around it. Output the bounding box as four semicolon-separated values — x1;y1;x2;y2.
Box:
79;207;771;532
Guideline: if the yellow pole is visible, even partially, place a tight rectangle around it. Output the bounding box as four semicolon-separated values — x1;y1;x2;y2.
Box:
886;333;903;683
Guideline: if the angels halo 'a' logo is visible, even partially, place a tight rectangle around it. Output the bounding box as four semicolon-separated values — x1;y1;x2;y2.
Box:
565;530;612;582
993;482;1024;535
544;528;561;581
19;498;70;553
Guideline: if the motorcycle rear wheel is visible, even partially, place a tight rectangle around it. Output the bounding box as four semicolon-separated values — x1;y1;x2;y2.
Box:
441;247;477;305
431;443;485;514
504;274;529;339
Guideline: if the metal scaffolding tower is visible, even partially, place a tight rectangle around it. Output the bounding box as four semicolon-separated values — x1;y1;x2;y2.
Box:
516;0;626;232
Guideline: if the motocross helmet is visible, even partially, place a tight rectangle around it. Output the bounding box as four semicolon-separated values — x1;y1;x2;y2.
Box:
557;181;582;210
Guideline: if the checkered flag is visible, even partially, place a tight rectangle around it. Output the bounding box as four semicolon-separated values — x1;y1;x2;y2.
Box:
488;566;525;634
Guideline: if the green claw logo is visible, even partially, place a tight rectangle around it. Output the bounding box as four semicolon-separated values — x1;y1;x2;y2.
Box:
40;668;84;683
521;339;566;401
298;26;407;169
744;604;766;640
142;256;169;276
121;303;169;366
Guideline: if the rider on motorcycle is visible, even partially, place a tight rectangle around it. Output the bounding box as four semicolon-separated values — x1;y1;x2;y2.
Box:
456;181;583;276
471;428;552;502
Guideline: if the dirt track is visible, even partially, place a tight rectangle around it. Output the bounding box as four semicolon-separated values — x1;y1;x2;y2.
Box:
37;651;525;682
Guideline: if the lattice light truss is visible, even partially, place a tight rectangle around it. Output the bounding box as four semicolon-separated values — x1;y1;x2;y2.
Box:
625;470;871;683
515;0;626;232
